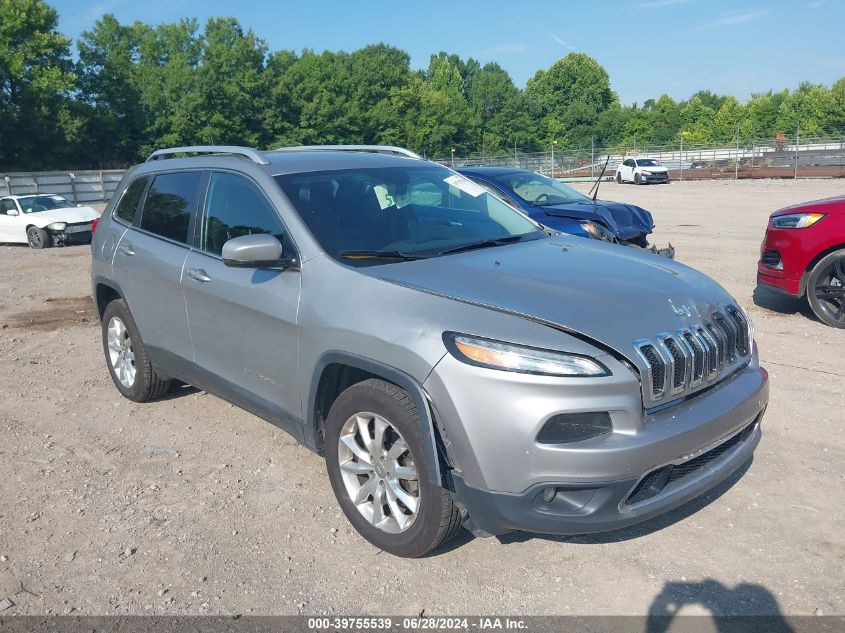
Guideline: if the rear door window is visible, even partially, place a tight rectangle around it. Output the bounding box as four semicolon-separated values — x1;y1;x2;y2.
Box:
113;176;150;223
138;172;202;243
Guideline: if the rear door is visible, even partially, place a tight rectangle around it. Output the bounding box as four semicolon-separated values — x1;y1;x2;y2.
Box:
112;170;204;369
181;171;302;433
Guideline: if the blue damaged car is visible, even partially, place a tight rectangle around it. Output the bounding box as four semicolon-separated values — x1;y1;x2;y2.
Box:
459;166;674;257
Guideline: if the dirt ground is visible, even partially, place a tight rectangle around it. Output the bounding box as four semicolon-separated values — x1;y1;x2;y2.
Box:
0;179;843;618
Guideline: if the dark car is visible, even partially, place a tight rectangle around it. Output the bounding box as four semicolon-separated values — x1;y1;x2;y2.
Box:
757;195;845;328
458;167;673;257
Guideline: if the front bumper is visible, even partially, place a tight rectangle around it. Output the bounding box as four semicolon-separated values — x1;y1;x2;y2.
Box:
426;351;768;536
49;223;94;246
639;172;669;183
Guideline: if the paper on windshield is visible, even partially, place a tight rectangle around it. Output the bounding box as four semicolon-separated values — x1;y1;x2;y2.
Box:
444;174;486;197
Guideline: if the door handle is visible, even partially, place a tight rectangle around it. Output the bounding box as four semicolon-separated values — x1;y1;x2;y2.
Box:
186;268;212;283
117;244;135;256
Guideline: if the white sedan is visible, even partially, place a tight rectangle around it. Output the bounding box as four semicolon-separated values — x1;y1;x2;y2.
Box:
0;195;100;248
615;157;670;185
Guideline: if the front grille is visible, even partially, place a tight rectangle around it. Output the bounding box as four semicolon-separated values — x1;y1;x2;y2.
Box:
634;305;750;406
761;249;781;268
625;421;756;506
639;344;665;398
663;337;686;389
727;306;749;356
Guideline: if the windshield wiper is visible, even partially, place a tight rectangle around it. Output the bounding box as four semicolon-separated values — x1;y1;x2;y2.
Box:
339;249;429;261
437;234;527;256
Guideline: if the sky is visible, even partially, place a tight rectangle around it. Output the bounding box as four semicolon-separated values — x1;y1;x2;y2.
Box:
50;0;845;105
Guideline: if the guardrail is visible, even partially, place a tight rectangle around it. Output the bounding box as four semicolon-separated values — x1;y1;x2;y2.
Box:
1;169;128;203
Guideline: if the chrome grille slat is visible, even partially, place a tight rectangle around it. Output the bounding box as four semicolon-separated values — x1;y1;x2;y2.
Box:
633;306;750;406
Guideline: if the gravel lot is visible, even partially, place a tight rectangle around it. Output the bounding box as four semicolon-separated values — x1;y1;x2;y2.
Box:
0;179;843;618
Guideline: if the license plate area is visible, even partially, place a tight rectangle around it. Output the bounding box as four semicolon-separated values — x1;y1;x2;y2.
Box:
64;224;91;234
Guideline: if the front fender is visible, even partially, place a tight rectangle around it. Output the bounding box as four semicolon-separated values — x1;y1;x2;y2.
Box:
306;351;444;487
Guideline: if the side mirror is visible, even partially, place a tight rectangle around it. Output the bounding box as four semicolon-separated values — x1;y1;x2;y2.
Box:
221;233;296;269
7;209;19;216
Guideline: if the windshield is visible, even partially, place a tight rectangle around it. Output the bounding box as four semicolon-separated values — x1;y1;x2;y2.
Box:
274;165;544;264
492;172;587;207
636;159;660;167
19;195;74;213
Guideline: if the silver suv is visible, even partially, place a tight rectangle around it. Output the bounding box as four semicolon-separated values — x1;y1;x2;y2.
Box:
91;145;769;557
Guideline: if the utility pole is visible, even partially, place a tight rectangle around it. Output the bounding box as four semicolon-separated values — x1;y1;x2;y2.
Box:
550;140;556;177
680;132;685;182
451;147;455;167
591;137;595;179
735;125;740;181
794;122;800;179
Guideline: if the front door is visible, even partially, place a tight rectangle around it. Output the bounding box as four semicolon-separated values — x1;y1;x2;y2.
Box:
181;171;302;433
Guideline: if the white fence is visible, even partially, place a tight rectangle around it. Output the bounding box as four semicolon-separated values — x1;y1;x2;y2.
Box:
1;170;128;203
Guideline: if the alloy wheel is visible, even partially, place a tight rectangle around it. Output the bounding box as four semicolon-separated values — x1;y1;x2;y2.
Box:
28;230;42;248
814;260;845;324
337;411;420;534
107;316;137;388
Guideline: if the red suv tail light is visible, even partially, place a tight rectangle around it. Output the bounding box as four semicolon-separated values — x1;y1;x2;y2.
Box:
91;218;99;233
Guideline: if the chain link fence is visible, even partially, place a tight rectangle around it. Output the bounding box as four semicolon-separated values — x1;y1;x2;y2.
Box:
436;134;845;181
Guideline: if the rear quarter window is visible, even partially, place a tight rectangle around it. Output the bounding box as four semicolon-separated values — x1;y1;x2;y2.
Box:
138;172;202;243
113;176;150;223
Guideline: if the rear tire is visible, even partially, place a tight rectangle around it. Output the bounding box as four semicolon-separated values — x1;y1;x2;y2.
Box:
806;250;845;328
101;299;172;401
616;173;622;184
27;226;49;249
324;378;462;557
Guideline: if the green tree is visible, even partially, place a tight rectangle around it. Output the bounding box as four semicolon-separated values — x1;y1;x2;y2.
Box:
776;82;834;137
713;96;753;143
647;94;681;144
192;17;268;147
525;53;617;147
0;0;78;169
678;96;715;144
829;76;845;135
77;15;148;166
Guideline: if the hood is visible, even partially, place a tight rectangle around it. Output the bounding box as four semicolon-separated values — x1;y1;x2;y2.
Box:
638;166;667;173
535;199;654;239
26;206;99;225
364;237;735;361
772;195;845;217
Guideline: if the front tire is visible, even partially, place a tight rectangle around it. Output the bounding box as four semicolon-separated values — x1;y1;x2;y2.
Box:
101;299;172;401
27;226;49;249
324;379;462;557
634;173;642;185
807;250;845;328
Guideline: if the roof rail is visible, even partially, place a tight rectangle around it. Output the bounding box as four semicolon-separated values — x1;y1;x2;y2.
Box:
146;145;270;165
273;145;422;160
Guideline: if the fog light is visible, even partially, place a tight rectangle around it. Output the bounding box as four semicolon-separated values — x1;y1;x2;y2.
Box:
542;487;556;503
537;412;612;444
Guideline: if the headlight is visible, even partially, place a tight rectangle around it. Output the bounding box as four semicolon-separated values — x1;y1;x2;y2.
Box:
47;222;67;231
443;333;610;377
772;213;825;229
580;221;611;241
641;170;652;175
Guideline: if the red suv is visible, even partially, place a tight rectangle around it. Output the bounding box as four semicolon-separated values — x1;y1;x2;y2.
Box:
758;195;845;328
